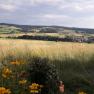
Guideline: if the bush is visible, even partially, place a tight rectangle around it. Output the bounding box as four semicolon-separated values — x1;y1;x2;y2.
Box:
28;57;60;94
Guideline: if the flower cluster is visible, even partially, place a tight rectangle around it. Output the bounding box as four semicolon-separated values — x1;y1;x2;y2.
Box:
78;91;87;94
1;60;63;94
1;61;30;93
29;83;43;93
2;67;12;78
0;87;11;94
19;79;27;85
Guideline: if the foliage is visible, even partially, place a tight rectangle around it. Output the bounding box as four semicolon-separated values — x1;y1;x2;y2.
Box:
28;57;59;94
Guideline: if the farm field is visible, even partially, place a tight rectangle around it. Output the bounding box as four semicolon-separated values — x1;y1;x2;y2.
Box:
0;39;94;94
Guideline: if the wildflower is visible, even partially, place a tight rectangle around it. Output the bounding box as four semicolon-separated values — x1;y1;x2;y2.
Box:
0;87;11;94
10;60;24;65
29;83;43;93
10;60;25;65
2;67;12;78
30;90;39;93
29;83;39;90
78;91;87;94
19;79;27;85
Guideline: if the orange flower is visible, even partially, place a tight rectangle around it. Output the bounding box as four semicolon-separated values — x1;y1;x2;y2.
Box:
10;60;24;65
19;79;27;85
10;61;20;65
29;83;43;93
78;91;87;94
0;87;11;94
2;67;12;78
29;83;39;90
30;90;39;93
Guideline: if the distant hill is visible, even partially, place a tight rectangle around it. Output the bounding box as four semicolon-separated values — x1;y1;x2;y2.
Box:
0;23;21;34
0;23;94;34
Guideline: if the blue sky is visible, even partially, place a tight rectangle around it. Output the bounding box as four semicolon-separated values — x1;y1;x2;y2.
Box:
0;0;94;28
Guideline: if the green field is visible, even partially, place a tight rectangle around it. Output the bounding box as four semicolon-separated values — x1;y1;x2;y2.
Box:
0;39;94;94
0;25;21;34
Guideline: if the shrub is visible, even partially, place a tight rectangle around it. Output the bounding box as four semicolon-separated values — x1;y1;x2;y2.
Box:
28;57;60;94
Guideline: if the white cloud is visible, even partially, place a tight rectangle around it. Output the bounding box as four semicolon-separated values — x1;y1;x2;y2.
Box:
42;14;69;19
0;0;94;28
0;0;61;7
1;0;94;12
0;0;21;12
59;0;94;12
30;0;61;6
0;4;16;12
31;13;94;28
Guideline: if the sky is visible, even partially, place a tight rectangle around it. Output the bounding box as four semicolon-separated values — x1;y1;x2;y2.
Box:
0;0;94;28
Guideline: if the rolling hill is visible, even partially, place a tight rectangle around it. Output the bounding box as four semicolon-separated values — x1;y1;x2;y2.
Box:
0;23;94;34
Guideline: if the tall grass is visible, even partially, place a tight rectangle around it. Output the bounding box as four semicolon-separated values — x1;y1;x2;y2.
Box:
0;39;94;94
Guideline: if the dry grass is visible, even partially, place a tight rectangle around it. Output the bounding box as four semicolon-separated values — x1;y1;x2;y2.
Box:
0;39;94;93
0;39;94;61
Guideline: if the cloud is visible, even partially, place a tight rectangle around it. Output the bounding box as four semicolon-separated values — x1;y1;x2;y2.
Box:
0;0;94;28
59;0;94;12
42;14;69;19
0;4;16;12
0;0;20;12
29;0;61;6
0;0;61;8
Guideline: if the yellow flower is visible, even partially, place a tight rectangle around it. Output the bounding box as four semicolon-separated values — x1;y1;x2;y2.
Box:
2;67;12;78
19;79;27;85
0;87;11;94
2;74;7;78
30;90;39;93
10;60;24;65
29;83;43;93
78;91;87;94
10;61;20;65
29;83;39;90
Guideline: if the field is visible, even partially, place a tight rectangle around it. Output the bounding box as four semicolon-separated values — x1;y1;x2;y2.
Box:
0;39;94;94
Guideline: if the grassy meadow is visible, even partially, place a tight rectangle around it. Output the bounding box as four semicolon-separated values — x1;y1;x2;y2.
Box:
0;39;94;94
